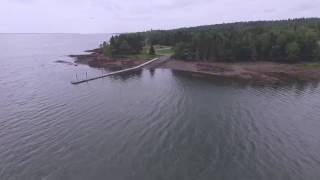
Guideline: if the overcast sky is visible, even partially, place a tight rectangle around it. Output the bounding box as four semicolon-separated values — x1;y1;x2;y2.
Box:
0;0;319;33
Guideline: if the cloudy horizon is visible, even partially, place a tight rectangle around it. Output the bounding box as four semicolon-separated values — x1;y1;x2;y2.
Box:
1;0;319;33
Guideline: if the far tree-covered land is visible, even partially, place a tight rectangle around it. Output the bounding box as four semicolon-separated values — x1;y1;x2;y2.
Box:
101;18;320;62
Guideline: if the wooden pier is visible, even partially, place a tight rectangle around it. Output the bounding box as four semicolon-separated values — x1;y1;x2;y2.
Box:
71;58;159;85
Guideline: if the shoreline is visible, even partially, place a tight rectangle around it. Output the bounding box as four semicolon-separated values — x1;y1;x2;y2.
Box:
70;49;320;83
159;60;320;83
69;48;148;71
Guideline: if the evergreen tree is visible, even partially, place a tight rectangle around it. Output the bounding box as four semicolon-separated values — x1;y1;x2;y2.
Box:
149;45;155;55
286;42;300;62
103;45;113;57
118;40;131;54
103;18;320;62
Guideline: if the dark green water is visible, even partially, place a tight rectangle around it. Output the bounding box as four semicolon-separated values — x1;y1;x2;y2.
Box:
1;34;320;180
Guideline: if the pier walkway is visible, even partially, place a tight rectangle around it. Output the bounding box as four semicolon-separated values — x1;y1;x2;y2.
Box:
71;57;161;85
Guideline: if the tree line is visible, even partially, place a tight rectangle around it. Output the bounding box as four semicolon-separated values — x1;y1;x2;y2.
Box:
102;18;320;62
101;33;145;57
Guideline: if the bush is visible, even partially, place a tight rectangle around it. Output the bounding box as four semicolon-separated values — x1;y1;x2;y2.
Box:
149;45;156;55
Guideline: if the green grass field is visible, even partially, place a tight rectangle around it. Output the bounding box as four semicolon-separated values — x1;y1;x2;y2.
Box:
126;45;173;60
154;45;174;56
303;63;320;68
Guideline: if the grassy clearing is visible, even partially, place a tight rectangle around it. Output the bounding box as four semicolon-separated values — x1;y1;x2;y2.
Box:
117;45;173;61
154;45;174;56
303;63;320;68
126;54;161;60
127;45;173;60
143;45;174;56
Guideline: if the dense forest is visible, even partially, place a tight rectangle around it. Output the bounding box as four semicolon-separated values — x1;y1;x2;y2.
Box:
102;18;320;62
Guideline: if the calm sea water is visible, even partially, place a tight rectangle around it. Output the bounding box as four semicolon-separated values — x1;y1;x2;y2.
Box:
1;34;320;180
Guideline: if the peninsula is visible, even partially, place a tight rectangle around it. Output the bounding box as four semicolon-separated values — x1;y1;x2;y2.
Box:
71;18;320;83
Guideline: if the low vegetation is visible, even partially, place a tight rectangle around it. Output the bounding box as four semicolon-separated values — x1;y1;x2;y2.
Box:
303;63;320;68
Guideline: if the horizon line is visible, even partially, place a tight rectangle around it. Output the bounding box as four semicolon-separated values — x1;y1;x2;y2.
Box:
1;17;319;34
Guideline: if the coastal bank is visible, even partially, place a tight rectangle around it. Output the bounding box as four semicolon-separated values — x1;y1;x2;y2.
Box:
71;48;320;84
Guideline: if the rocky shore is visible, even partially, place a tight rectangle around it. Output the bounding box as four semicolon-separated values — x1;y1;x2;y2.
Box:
70;49;320;83
160;60;320;83
69;48;146;71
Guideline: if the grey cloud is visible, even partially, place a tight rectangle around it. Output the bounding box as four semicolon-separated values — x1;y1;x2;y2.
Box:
0;0;319;33
293;1;320;12
263;8;276;13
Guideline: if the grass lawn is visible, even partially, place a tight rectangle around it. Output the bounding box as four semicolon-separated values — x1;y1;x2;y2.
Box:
153;45;174;56
126;45;174;60
303;63;320;68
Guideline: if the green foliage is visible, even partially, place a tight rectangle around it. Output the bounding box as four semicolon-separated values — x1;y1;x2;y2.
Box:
152;18;320;62
286;42;300;62
304;63;320;68
149;45;155;55
103;34;144;57
118;40;131;54
103;18;320;62
154;45;174;56
102;41;113;57
173;42;194;60
315;46;320;61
